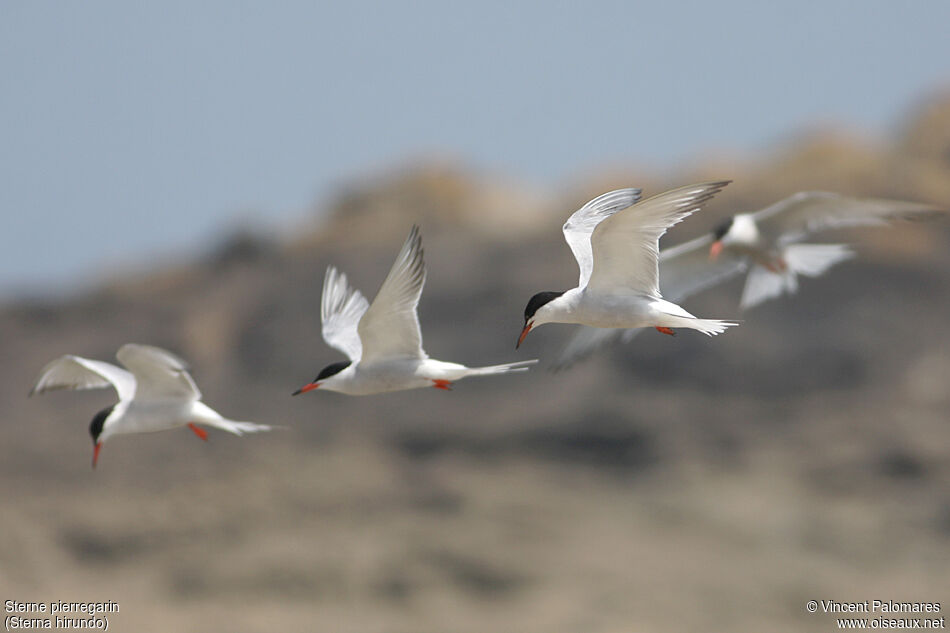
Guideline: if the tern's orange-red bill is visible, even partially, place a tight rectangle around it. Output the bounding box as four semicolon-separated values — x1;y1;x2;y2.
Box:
292;383;319;395
517;324;532;349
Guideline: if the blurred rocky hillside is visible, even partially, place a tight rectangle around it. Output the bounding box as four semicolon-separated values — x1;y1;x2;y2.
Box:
2;92;950;633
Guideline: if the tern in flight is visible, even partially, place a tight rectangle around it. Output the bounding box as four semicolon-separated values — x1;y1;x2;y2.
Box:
517;181;738;350
294;225;537;396
31;344;272;467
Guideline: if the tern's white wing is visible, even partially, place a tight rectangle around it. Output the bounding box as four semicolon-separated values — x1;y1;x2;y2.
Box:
321;266;369;361
586;181;730;295
658;232;749;303
30;355;136;401
115;344;201;401
562;188;642;288
752;191;944;245
357;225;427;363
552;234;746;371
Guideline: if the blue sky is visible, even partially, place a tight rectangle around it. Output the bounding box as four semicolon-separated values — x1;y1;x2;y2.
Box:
2;1;949;295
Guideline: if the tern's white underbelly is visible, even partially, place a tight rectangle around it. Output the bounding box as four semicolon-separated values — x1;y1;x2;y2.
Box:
327;359;473;395
559;291;667;329
115;400;195;434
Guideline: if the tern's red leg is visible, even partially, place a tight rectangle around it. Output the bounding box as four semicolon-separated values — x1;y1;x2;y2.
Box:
655;326;676;336
765;258;788;273
431;379;453;391
188;423;209;441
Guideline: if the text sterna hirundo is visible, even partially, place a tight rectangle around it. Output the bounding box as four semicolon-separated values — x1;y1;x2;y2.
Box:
30;344;272;467
293;225;537;396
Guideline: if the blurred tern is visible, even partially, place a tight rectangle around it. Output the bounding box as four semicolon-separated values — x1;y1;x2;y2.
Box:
293;225;537;396
552;191;945;369
517;182;738;348
706;191;944;309
30;344;272;467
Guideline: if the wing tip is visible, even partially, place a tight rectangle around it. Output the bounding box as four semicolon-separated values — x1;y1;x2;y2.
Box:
322;265;352;318
695;179;732;197
548;358;576;373
549;350;594;373
406;224;423;254
680;179;731;194
118;343;191;370
402;224;426;284
689;179;731;200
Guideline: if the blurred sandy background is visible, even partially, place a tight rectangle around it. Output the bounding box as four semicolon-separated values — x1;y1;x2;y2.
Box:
4;3;950;631
2;93;950;632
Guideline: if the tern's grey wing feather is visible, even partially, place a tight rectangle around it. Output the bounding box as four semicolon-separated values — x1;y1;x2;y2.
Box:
321;266;369;361
551;326;623;371
753;191;945;245
551;326;649;371
30;355;136;401
562;188;642;288
658;232;749;303
357;225;427;363
586;181;731;296
115;344;201;401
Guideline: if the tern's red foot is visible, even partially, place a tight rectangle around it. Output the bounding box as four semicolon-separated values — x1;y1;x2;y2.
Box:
655;326;676;336
431;379;453;391
188;423;209;441
765;258;788;273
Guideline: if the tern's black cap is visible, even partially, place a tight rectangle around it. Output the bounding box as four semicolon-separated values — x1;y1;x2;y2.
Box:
524;291;564;321
315;360;351;382
89;404;114;442
712;217;734;241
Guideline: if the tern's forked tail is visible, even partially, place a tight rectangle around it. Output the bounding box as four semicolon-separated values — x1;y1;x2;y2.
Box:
684;318;740;337
652;299;739;337
204;419;274;436
466;359;539;376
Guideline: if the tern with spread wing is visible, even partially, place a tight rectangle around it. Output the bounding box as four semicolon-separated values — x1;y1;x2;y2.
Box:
517;182;739;348
552;191;944;369
293;225;536;396
706;191;944;309
30;344;272;467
